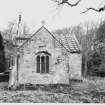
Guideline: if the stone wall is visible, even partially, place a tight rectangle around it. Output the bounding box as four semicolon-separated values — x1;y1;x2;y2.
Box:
17;27;70;84
18;48;69;84
68;53;82;79
11;27;82;85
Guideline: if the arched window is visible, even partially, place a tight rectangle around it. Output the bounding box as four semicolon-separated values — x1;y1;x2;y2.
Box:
36;54;50;73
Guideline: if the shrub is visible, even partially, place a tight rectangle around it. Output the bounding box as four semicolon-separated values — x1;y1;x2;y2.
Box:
87;47;105;77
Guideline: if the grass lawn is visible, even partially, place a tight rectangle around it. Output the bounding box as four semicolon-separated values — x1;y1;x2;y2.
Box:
0;79;105;103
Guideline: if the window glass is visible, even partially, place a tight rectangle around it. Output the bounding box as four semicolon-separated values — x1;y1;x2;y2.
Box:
37;56;40;73
46;56;49;73
41;56;45;73
36;54;50;73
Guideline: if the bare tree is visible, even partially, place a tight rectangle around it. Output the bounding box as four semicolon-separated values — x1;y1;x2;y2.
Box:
51;0;81;7
81;22;98;77
82;5;105;13
51;0;105;13
52;0;81;7
3;21;16;41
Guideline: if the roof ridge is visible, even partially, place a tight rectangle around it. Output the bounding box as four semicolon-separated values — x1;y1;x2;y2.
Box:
18;26;71;53
17;26;81;53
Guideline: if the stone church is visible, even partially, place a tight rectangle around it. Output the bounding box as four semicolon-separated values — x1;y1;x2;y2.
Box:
9;18;82;87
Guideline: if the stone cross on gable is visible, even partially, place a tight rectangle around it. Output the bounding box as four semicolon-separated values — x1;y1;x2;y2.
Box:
41;20;45;26
18;12;22;24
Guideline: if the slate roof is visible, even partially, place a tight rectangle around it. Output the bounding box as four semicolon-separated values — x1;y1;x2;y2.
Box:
60;34;81;53
18;26;81;53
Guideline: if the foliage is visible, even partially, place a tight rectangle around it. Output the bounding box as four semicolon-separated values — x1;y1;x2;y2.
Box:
86;20;105;77
4;40;15;71
87;44;105;77
1;81;105;103
0;33;6;73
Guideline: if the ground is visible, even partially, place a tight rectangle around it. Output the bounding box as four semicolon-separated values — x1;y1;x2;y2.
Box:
0;79;105;103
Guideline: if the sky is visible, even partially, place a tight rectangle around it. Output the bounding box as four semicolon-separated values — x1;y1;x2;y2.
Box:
0;0;105;32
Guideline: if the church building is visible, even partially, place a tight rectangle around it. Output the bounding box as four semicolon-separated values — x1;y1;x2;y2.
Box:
9;16;82;87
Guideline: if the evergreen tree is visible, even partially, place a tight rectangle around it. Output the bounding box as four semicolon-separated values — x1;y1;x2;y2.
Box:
0;32;6;73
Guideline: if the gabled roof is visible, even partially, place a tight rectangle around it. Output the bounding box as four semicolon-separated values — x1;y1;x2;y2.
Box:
18;26;81;53
18;26;44;49
59;33;81;53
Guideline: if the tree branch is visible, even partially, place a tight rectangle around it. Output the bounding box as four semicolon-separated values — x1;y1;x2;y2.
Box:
65;0;81;7
82;5;105;13
51;0;105;14
52;0;81;7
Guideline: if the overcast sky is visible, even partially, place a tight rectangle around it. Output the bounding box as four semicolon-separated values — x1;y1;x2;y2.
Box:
0;0;105;31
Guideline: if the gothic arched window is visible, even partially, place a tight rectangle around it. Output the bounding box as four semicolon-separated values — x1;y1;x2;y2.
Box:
36;52;50;73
